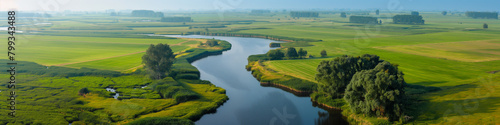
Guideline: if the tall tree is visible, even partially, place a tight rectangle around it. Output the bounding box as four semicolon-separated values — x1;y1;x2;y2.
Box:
340;12;347;18
315;54;381;98
79;87;90;96
142;43;175;79
442;11;447;16
484;23;489;29
344;61;406;121
376;9;380;15
298;48;308;58
285;47;299;59
320;50;327;57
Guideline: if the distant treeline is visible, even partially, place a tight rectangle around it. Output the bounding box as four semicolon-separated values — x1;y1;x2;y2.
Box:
349;16;378;24
393;15;425;25
161;17;193;22
290;11;319;18
250;10;271;15
465;11;498;19
131;10;164;17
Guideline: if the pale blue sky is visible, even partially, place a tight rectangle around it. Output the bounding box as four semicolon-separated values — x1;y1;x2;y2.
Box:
4;0;500;12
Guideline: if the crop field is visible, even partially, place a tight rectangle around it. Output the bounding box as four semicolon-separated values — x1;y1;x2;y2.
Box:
1;10;498;124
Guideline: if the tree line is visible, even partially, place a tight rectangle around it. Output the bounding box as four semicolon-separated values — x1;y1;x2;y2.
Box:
266;47;328;60
131;10;164;17
290;11;319;18
315;54;407;121
466;11;498;19
161;17;193;22
393;15;425;25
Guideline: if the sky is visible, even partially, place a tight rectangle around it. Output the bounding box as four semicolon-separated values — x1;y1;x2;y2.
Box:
1;0;499;12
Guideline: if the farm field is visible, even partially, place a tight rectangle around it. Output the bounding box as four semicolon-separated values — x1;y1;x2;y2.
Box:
0;8;499;124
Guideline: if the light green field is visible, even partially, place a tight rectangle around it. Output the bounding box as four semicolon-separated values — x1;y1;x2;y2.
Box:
5;11;500;124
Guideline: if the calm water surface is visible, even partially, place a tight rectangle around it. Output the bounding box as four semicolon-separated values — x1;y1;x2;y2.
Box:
164;35;348;125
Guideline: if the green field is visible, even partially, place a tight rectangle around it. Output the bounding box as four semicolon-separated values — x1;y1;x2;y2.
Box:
2;10;499;124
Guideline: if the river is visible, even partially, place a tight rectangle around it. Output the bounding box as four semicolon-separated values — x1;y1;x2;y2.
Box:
164;35;348;125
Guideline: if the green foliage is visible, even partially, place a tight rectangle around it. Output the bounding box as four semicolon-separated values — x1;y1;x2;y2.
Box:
142;43;176;79
131;10;163;17
340;12;347;18
484;23;489;29
349;16;378;24
315;54;381;98
376;10;380;15
269;42;281;47
161;17;193;22
466;11;498;19
441;11;447;16
344;61;406;121
267;49;285;60
298;48;308;58
206;39;219;47
393;15;425;25
290;11;319;18
248;54;270;62
152;79;200;102
320;50;327;57
285;47;299;59
79;88;90;95
126;117;194;125
411;11;420;16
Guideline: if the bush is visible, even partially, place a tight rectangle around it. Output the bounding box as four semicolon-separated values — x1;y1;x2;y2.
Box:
126;117;194;125
173;90;200;102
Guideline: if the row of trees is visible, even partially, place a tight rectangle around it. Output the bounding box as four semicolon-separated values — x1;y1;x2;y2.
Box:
161;17;193;22
315;54;406;121
465;11;498;19
393;15;425;25
267;47;311;60
250;10;271;15
131;10;164;17
290;11;319;18
349;16;379;24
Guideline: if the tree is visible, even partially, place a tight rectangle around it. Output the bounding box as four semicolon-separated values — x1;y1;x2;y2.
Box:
344;61;406;121
298;48;308;58
484;23;489;29
376;9;380;15
142;43;175;79
267;49;285;60
442;11;447;16
206;39;219;47
315;54;381;98
340;12;347;18
79;88;90;96
320;50;327;57
285;47;298;59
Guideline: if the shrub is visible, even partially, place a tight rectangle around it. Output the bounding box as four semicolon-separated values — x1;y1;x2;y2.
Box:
126;117;194;125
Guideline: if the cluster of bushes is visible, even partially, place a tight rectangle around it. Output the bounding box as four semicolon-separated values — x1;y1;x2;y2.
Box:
266;47;308;60
393;15;425;25
290;11;319;18
315;54;408;122
131;10;163;17
161;17;193;22
151;78;200;102
465;11;498;19
0;60;121;77
349;16;378;24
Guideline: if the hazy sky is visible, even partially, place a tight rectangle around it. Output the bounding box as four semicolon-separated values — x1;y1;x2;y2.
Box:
2;0;499;12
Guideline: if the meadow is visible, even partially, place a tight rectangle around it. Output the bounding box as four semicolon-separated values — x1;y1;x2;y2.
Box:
1;10;499;124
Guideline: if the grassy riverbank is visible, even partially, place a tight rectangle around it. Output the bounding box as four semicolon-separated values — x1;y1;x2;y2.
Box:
0;35;230;124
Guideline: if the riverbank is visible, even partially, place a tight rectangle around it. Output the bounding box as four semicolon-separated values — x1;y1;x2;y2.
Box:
246;59;388;125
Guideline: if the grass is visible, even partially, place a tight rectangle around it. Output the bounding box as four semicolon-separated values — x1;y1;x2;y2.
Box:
3;11;500;124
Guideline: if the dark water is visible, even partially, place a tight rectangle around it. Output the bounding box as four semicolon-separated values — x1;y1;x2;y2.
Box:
164;35;348;125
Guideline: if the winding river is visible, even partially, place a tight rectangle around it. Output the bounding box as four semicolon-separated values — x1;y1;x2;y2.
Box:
165;35;348;125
